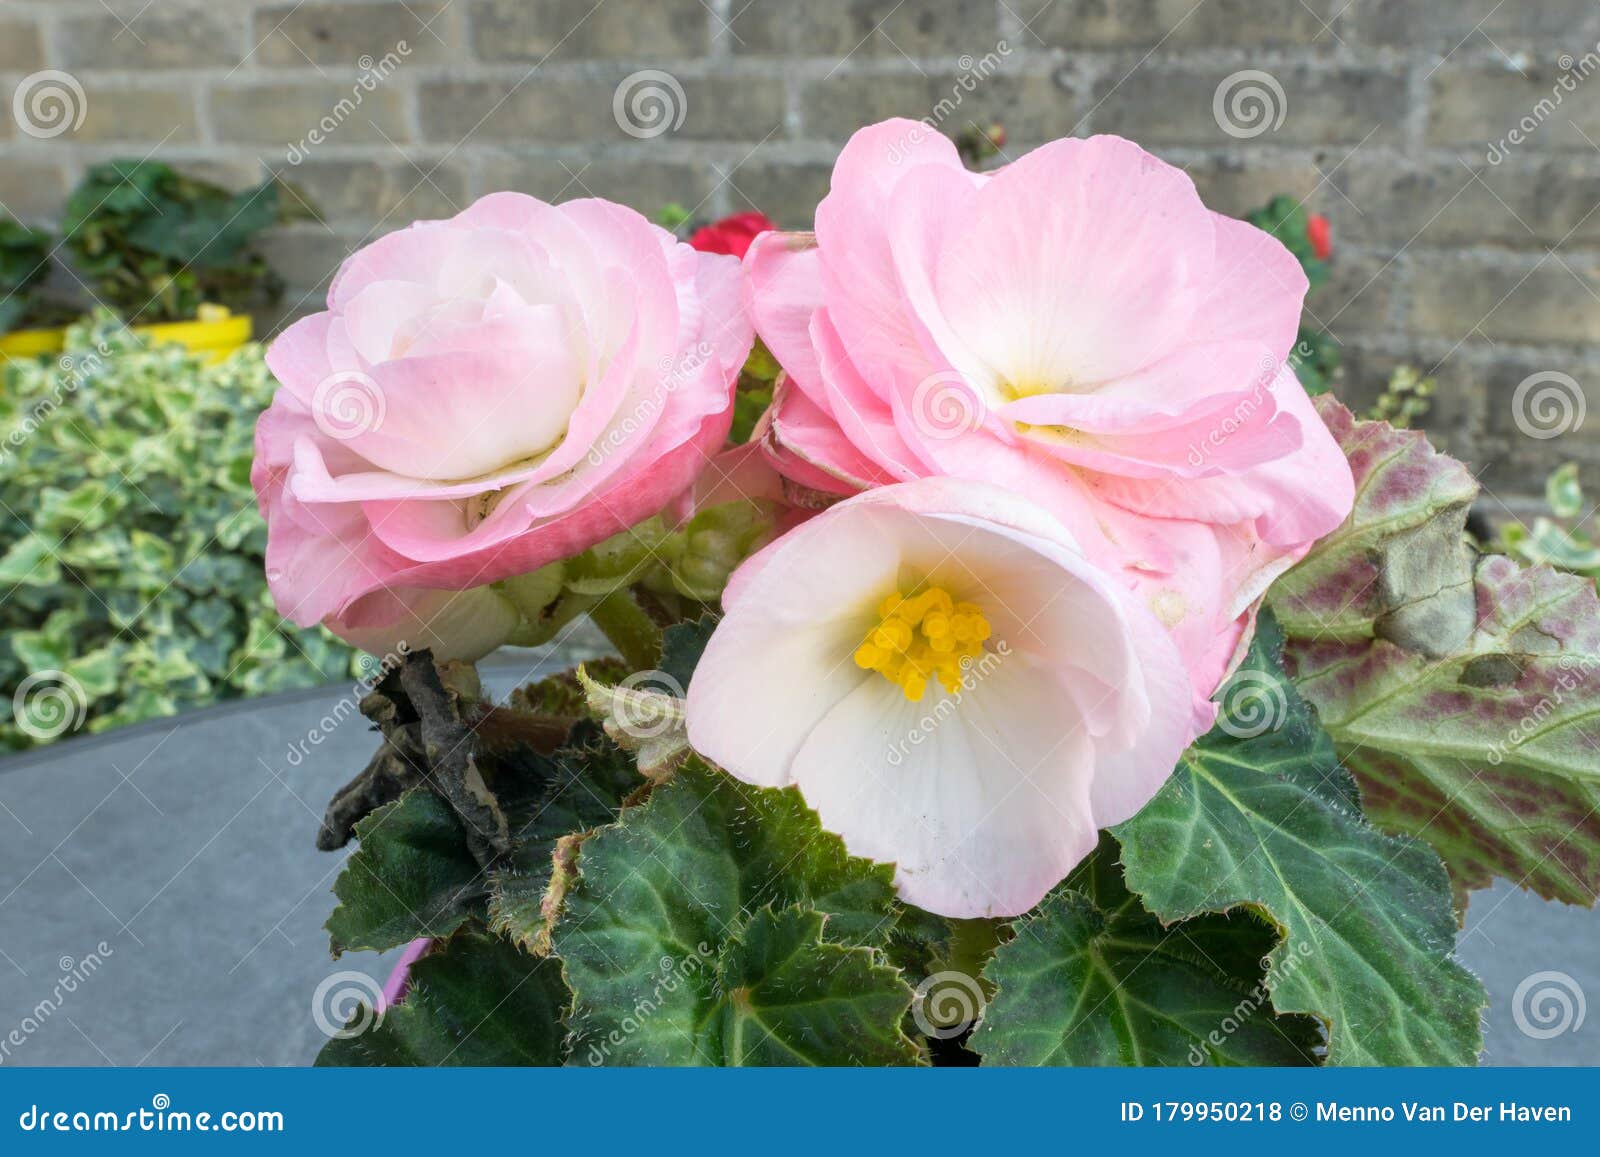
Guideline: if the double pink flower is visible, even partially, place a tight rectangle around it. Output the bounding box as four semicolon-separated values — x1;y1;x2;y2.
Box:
254;120;1353;916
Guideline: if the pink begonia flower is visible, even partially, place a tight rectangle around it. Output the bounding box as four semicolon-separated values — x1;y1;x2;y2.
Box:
744;120;1354;724
686;478;1195;918
252;192;754;653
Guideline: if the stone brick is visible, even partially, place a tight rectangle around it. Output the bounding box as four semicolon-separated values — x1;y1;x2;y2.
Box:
1028;0;1344;49
0;160;69;221
1476;351;1600;449
254;2;459;67
283;159;469;224
724;159;834;228
211;83;410;150
1340;158;1600;248
1308;249;1399;337
470;0;706;61
477;155;711;218
802;70;1077;143
422;75;784;144
730;0;999;59
1410;257;1600;346
0;18;45;72
1358;0;1599;47
1430;66;1600;153
1093;67;1404;147
74;85;200;144
1336;343;1484;450
58;8;244;70
1184;158;1329;217
260;224;357;296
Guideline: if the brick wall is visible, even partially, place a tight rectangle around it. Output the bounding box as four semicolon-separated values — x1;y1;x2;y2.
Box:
4;0;1599;507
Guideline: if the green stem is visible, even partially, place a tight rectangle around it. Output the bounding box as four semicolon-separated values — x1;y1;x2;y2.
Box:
589;588;664;672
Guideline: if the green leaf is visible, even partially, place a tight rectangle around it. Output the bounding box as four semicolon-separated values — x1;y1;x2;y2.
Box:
486;731;643;953
556;761;910;1065
658;612;719;688
327;791;484;956
974;838;1322;1066
1273;398;1600;908
1114;623;1485;1066
316;932;565;1066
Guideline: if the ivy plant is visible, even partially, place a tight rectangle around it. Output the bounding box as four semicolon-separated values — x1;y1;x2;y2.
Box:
0;313;357;751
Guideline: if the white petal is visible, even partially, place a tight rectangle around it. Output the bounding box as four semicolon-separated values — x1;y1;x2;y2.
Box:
790;654;1098;918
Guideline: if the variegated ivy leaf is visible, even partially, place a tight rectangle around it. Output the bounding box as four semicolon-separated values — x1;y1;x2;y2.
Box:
1272;398;1600;908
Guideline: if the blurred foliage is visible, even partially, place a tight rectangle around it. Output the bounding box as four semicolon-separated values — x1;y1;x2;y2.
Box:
60;161;316;325
1246;194;1340;396
1367;364;1435;428
1496;462;1600;583
0;313;358;752
0;216;67;334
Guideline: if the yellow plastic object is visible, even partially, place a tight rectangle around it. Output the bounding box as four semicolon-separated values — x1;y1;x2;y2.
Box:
0;304;253;366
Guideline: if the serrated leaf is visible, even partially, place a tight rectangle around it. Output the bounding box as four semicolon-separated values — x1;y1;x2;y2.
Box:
327;791;484;956
487;733;642;953
316;932;565;1066
1273;398;1600;907
659;613;718;688
555;762;908;1065
974;838;1322;1066
1113;624;1485;1066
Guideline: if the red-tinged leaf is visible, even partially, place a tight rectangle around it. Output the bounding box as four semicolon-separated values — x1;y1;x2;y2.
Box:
1273;398;1600;908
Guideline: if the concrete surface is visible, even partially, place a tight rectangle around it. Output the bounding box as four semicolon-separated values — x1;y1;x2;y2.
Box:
0;623;1595;1066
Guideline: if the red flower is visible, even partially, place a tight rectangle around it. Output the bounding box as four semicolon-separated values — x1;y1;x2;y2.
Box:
1306;213;1332;261
689;211;777;259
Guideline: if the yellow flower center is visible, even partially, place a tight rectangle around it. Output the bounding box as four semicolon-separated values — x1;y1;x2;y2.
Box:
853;585;993;702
